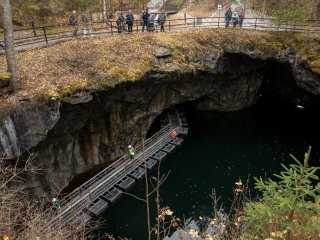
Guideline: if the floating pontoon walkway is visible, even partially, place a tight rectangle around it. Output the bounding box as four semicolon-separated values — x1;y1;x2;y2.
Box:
44;111;188;232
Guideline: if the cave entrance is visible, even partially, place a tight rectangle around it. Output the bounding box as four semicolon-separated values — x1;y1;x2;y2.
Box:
146;101;196;139
259;60;320;109
103;84;320;239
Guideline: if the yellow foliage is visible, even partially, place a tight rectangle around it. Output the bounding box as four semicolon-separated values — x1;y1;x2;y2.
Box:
0;72;11;81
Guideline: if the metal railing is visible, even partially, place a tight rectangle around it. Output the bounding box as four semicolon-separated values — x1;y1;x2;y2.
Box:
17;112;185;238
0;17;319;51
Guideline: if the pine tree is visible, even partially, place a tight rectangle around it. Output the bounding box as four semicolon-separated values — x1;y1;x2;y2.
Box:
241;146;320;240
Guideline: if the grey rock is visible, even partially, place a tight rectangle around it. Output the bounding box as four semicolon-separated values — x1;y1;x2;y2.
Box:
154;48;172;58
0;45;319;197
164;230;193;240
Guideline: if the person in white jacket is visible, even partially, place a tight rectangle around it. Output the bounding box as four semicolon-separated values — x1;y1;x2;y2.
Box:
232;12;239;28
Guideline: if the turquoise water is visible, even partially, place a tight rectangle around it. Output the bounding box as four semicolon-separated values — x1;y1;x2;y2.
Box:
99;98;320;239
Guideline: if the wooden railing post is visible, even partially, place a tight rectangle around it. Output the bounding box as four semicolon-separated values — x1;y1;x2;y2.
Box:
218;16;220;28
42;27;48;44
136;20;139;32
254;18;257;30
193;17;196;28
169;20;171;31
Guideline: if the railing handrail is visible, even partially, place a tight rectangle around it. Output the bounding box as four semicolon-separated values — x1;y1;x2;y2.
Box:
1;16;319;51
47;124;181;229
59;123;172;205
16;112;186;238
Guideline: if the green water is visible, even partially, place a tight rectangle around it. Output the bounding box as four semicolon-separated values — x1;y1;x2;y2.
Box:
99;99;320;240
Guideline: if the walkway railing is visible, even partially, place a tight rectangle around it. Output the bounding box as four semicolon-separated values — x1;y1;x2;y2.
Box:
0;17;319;51
17;111;188;238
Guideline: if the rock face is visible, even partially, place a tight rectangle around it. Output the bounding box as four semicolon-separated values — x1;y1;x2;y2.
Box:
0;48;319;198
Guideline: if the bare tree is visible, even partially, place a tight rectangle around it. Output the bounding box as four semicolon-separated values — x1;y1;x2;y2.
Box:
0;0;18;91
102;0;107;23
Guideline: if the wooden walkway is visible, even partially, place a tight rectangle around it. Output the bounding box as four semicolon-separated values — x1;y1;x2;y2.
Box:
43;111;188;232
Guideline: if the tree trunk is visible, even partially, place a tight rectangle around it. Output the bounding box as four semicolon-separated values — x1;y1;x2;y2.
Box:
0;0;18;91
102;0;107;22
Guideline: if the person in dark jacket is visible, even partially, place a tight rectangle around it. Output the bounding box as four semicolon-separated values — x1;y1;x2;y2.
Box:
239;10;245;28
69;10;78;37
117;13;125;33
126;11;134;32
142;9;150;32
225;7;232;28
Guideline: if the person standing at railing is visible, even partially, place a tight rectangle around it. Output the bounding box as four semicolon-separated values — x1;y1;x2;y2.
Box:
117;13;125;33
69;10;78;38
128;145;135;159
147;14;156;32
126;11;134;33
82;12;91;36
232;12;239;28
158;12;166;32
239;11;245;28
142;9;150;32
225;7;232;27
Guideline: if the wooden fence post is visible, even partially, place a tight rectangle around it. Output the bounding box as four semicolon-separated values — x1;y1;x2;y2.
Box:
42;27;48;44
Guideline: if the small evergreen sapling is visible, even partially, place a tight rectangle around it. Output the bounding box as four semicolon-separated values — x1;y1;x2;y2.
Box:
241;146;320;240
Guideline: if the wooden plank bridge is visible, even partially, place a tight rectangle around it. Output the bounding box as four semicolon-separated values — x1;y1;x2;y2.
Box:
43;111;188;233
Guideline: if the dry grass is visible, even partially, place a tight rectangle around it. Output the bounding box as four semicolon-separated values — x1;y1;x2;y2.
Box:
0;29;319;112
0;154;98;240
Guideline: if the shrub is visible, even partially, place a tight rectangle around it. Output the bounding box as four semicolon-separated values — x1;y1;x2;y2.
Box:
241;146;320;240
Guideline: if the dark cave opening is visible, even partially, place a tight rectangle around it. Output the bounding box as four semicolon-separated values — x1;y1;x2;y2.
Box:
259;60;320;109
58;58;320;199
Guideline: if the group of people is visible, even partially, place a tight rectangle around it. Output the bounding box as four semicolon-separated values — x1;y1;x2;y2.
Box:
141;8;167;33
116;11;135;33
225;8;245;28
116;8;166;33
69;10;91;37
68;6;246;38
